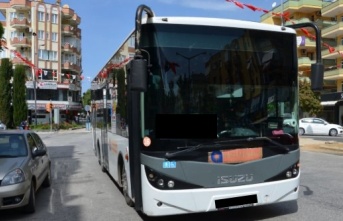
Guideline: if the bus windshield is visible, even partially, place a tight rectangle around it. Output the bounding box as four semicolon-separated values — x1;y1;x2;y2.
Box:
141;23;298;150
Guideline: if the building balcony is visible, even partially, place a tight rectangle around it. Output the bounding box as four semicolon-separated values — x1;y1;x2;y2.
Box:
321;0;343;17
62;43;79;54
62;6;74;18
261;0;322;21
10;17;30;28
298;37;316;48
74;27;81;39
322;45;343;59
10;37;31;47
324;67;343;80
315;19;336;29
298;57;315;69
321;21;343;38
285;17;311;26
62;25;74;36
9;0;31;10
12;56;32;66
71;14;81;25
62;61;81;72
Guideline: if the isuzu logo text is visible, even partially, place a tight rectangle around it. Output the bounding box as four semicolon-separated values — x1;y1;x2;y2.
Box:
217;174;254;184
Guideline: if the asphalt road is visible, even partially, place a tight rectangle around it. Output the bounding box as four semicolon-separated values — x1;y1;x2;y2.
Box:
0;130;342;221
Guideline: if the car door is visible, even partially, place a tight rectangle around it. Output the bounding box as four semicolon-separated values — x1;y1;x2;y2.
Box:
312;118;326;135
31;133;50;186
301;119;314;134
27;134;42;187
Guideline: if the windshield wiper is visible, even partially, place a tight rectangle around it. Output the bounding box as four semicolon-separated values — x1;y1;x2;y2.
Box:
216;136;290;153
165;136;289;159
0;155;18;158
165;143;222;159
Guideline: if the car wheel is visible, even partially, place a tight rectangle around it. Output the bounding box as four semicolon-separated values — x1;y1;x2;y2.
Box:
42;166;52;187
299;128;305;135
23;182;36;213
329;129;338;136
121;166;134;207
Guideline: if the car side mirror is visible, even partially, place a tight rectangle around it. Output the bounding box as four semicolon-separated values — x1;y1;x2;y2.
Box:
32;148;46;158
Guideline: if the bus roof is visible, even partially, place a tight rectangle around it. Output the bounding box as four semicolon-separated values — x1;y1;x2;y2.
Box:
144;16;296;34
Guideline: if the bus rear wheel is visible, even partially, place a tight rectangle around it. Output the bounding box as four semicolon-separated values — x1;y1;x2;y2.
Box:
121;166;134;207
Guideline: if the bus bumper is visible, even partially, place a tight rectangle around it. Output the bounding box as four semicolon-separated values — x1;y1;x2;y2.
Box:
141;166;299;217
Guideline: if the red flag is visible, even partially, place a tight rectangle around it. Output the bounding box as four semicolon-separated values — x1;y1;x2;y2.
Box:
35;69;42;77
328;46;335;53
234;1;244;9
244;4;258;11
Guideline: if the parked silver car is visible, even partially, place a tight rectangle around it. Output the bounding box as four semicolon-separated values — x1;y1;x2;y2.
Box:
0;121;6;130
0;130;51;213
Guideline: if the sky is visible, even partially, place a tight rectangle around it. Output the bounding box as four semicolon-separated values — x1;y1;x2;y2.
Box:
57;0;278;93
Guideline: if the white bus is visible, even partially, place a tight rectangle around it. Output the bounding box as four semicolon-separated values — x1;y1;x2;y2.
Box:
90;5;323;217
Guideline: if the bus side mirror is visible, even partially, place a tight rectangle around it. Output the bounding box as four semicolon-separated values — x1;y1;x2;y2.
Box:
129;55;148;92
310;63;324;92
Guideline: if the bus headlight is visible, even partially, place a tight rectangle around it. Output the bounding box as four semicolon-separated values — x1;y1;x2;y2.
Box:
167;180;175;188
157;179;164;187
266;162;300;182
145;166;202;190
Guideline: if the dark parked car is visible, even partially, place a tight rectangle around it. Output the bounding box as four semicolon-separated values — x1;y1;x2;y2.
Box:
0;130;51;213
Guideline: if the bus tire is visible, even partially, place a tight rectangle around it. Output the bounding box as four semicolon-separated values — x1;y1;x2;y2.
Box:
121;166;134;207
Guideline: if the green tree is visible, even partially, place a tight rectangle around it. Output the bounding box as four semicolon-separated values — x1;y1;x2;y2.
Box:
0;58;13;128
13;65;28;127
0;22;4;51
299;80;322;116
82;89;91;107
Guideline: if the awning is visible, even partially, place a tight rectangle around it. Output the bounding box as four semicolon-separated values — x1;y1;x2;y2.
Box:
321;101;338;106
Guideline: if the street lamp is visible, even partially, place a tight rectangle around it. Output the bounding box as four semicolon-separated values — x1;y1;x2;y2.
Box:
32;43;45;126
32;68;37;126
176;51;206;113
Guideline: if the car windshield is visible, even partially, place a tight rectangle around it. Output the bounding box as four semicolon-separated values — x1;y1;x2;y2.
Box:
0;134;28;157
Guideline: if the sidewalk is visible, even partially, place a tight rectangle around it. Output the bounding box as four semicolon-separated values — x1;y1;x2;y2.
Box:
36;127;91;134
300;136;343;154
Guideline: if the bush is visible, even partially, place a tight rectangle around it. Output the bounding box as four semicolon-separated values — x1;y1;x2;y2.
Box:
30;121;83;131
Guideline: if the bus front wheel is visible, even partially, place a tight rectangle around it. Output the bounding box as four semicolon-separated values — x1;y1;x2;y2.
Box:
121;166;134;207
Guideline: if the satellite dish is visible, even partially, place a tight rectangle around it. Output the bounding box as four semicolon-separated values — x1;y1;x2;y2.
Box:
272;2;276;8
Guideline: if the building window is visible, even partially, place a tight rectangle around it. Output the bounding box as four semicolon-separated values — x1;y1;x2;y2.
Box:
51;13;58;24
52;32;58;42
38;30;44;40
39;50;58;61
10;12;16;20
128;36;135;48
38;12;45;21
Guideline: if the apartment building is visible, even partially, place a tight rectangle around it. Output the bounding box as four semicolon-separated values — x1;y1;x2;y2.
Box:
261;0;343;125
0;0;82;125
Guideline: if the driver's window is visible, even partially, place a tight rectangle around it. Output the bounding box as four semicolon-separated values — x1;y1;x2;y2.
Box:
26;134;37;154
313;119;322;124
